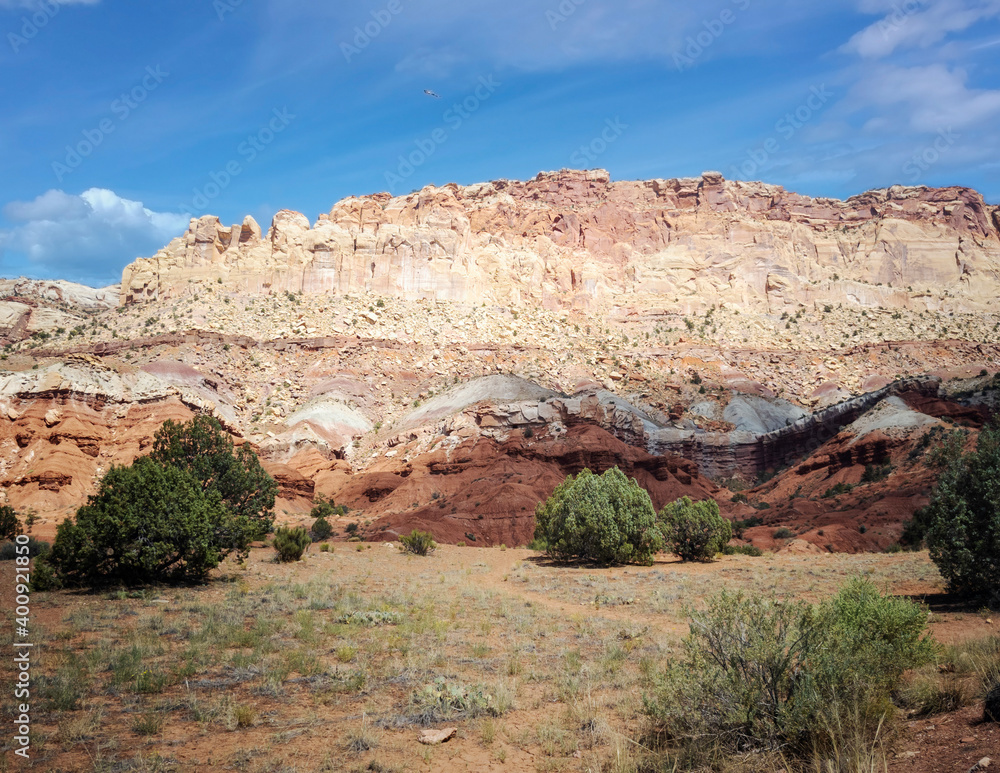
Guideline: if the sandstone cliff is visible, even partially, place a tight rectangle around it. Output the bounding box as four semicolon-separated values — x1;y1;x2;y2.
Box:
120;170;1000;313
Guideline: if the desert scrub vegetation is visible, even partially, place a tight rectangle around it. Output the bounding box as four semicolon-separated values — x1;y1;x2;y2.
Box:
534;467;664;565
643;577;934;767
42;415;277;587
15;538;956;771
272;526;311;562
919;416;1000;602
897;633;1000;720
399;529;437;556
0;502;20;540
406;677;515;725
660;496;732;562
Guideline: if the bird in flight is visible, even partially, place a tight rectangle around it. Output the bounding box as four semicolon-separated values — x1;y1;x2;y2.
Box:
423;89;441;98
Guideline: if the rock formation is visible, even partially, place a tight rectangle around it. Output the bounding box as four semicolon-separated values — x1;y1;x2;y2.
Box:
120;170;1000;314
4;170;1000;553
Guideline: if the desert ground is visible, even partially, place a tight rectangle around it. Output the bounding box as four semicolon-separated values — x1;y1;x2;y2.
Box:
2;542;996;772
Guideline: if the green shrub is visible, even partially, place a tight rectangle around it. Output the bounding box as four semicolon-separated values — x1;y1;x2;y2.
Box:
861;462;893;483
660;496;732;562
30;558;61;591
47;458;231;586
337;610;401;626
0;504;19;541
732;515;762;539
149;414;276;541
534;467;662;565
644;578;933;761
399;530;437;556
311;516;333;542
773;526;794;539
721;544;763;557
0;537;49;560
823;481;855;498
309;494;346;522
408;678;512;724
273;526;311;562
923;418;1000;600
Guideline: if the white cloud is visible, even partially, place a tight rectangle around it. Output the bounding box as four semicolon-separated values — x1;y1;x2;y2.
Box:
843;0;1000;58
0;188;189;287
848;63;1000;132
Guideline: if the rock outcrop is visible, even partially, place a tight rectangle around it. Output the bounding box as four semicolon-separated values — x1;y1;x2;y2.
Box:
120;170;1000;313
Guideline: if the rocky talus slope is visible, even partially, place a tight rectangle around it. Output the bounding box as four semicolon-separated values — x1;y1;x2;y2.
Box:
2;170;999;551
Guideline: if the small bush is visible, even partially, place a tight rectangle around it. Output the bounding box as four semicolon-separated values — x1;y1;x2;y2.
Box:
660;497;732;562
773;527;794;539
732;515;763;539
823;481;855;498
337;610;401;626
273;526;310;562
0;537;49;561
721;544;763;557
861;462;893;483
644;578;934;761
408;678;512;724
345;522;359;536
0;504;19;541
311;516;333;542
534;467;662;565
399;530;436;556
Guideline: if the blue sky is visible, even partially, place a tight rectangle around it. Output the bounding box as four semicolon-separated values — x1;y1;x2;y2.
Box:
1;0;998;287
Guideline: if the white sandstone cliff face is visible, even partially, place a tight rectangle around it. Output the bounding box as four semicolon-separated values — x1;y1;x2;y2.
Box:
120;170;1000;313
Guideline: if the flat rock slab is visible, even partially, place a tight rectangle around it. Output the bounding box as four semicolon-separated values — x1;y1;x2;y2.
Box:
418;727;456;745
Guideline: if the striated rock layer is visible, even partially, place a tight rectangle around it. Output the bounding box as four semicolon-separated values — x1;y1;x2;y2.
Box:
121;170;1000;313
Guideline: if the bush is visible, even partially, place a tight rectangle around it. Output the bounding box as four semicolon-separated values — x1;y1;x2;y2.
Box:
0;537;49;561
311;516;333;542
310;494;346;523
399;530;437;556
149;414;276;542
721;544;763;557
773;526;794;539
644;578;934;760
47;458;230;586
660;496;732;562
732;515;762;539
534;467;663;565
408;678;512;724
915;419;1000;598
923;417;1000;600
273;526;311;562
0;504;19;541
861;462;893;483
823;481;855;498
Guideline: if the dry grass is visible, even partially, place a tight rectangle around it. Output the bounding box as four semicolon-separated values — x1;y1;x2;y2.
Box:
0;544;978;772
